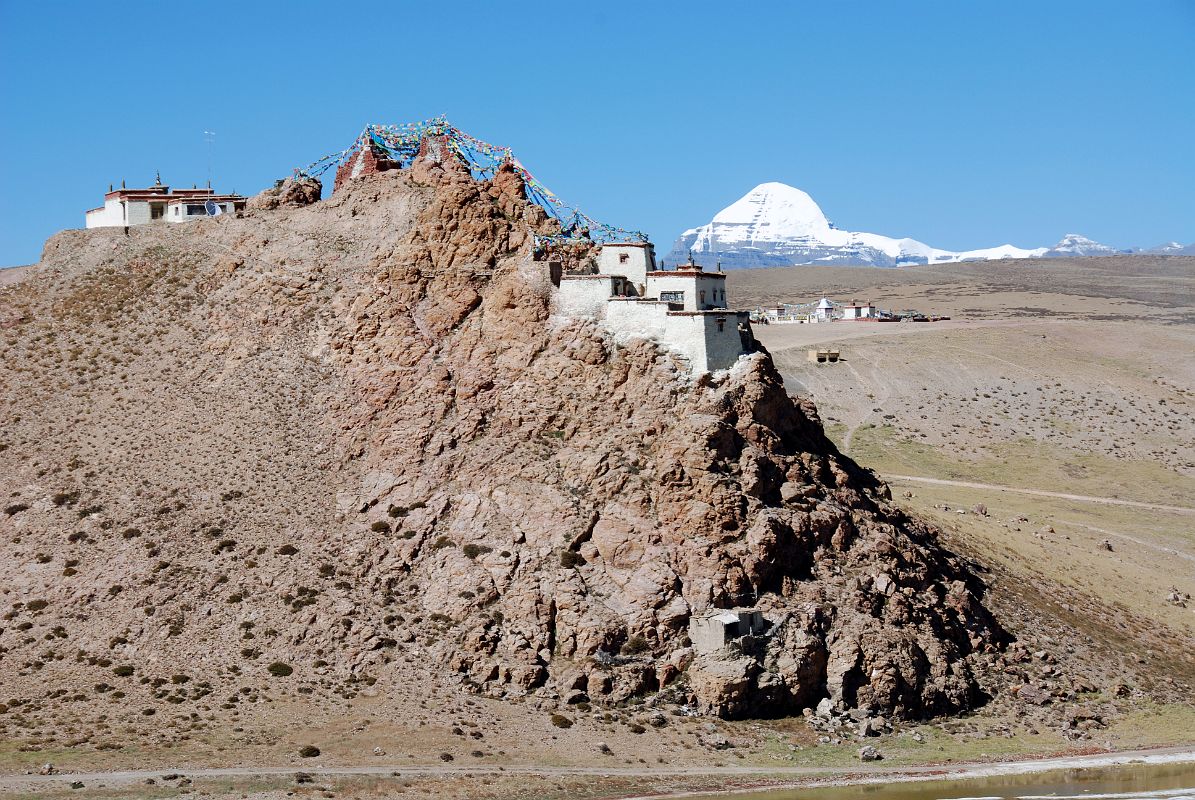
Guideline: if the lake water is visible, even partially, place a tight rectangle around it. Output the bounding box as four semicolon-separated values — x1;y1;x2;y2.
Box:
725;760;1195;800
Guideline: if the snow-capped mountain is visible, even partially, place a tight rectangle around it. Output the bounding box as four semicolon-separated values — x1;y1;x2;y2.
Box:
1044;233;1125;257
663;183;1154;269
1143;241;1195;255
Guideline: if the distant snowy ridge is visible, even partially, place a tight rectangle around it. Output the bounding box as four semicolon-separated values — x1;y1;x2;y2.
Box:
664;183;1183;269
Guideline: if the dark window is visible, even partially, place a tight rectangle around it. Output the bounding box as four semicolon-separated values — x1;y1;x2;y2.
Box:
618;253;629;263
660;291;684;303
186;204;206;215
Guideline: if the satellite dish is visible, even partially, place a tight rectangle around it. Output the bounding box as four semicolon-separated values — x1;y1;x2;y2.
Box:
204;200;223;216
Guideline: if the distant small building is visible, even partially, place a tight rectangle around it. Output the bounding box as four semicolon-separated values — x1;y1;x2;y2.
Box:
807;349;841;363
841;299;876;320
689;609;766;654
814;297;835;321
85;175;246;229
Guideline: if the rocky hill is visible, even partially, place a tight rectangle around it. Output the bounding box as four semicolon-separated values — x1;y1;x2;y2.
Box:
0;144;1008;727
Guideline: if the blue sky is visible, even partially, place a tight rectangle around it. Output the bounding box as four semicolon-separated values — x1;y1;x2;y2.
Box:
1;0;1192;266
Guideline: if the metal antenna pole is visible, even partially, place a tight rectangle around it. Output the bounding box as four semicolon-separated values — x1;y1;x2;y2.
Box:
204;131;216;188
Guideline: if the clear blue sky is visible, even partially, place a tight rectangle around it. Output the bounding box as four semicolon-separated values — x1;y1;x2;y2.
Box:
1;0;1192;266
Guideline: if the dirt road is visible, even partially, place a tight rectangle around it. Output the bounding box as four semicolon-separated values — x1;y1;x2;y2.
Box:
886;474;1195;516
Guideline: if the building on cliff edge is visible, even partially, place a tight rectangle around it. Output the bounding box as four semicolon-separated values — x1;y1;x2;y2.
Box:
556;246;755;375
324;130;756;376
85;175;246;229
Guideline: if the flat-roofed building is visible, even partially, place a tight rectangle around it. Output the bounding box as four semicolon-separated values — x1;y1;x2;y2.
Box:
85;175;246;229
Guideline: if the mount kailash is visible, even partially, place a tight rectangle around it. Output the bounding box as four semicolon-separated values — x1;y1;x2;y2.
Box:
665;182;1191;268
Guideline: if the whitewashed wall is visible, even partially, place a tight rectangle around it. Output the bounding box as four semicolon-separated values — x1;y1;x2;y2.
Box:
557;276;617;318
598;245;654;295
645;272;728;311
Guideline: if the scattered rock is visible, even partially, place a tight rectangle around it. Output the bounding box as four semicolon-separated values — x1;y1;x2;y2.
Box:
858;745;883;761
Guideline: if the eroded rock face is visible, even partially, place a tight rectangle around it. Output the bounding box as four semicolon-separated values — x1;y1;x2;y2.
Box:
0;151;1006;722
246;176;323;211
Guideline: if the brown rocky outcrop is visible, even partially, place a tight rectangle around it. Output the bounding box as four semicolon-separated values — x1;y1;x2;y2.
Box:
0;143;1006;723
245;175;323;211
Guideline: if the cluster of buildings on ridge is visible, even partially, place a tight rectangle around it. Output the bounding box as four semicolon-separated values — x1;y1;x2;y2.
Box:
80;153;759;375
754;298;948;324
557;244;755;374
84;175;246;229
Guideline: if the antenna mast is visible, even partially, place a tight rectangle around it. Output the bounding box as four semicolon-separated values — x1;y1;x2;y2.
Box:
203;130;216;188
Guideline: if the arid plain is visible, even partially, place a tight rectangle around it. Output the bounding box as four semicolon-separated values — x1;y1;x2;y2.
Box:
738;256;1195;678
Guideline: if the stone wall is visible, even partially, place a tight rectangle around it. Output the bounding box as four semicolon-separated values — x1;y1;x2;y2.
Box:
557;275;621;318
603;300;753;374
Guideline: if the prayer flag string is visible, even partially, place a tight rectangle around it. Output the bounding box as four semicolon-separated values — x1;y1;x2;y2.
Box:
298;117;648;248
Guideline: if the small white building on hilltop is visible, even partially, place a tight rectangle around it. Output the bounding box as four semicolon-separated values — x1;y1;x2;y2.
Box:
841;299;876;320
85;175;246;229
556;245;753;375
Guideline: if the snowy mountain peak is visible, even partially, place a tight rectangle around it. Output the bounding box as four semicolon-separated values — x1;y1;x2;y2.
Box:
704;182;833;238
1046;233;1120;257
667;182;1046;269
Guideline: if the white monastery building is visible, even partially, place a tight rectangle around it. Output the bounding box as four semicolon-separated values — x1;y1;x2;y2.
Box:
841;299;876;320
85;175;247;229
557;244;754;375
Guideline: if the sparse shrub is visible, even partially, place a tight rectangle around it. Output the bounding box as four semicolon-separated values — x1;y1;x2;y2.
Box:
439;752;454;762
431;536;455;550
213;539;236;554
560;550;584;569
550;713;573;729
298;745;320;758
26;599;49;612
226;593;243;604
621;635;649;655
628;723;646;734
267;662;293;677
370;521;390;533
4;503;29;515
276;544;298;556
462;543;492;560
121;528;141;539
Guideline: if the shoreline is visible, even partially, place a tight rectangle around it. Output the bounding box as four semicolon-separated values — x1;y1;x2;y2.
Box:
619;746;1195;800
3;744;1193;795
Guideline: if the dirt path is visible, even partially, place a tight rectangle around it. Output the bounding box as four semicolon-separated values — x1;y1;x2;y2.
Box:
4;747;1194;795
886;474;1195;516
